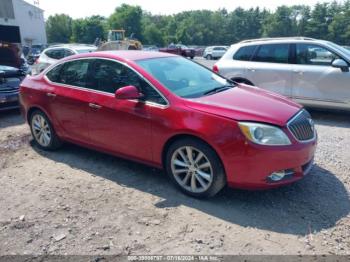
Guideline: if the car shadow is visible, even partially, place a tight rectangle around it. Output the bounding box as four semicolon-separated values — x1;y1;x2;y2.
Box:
0;109;24;128
308;108;350;128
31;141;350;236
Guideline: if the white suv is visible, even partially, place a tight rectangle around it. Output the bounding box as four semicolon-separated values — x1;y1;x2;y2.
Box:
32;44;97;75
203;46;228;60
214;37;350;110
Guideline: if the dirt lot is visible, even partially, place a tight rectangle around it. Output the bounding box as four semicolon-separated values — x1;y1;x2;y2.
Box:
1;62;350;255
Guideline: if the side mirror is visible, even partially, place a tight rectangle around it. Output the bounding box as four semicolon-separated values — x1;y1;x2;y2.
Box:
332;59;349;72
115;85;143;100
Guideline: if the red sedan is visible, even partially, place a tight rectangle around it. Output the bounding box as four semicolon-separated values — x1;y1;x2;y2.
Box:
19;51;317;198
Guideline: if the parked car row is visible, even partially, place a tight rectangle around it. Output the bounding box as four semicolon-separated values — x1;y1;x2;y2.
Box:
4;37;350;198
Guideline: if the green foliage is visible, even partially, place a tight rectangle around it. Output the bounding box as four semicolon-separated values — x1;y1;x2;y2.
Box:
46;14;72;43
46;1;350;46
108;4;143;40
262;6;296;37
71;16;107;44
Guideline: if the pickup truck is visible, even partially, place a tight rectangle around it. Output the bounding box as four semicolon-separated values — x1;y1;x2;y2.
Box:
159;44;195;59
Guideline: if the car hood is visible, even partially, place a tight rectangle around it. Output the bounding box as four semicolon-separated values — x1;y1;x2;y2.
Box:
0;46;21;68
185;84;302;126
0;65;24;77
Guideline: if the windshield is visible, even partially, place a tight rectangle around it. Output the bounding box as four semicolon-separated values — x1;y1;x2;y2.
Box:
326;41;350;58
136;56;233;98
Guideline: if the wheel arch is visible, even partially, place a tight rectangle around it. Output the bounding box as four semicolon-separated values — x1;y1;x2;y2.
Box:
161;134;226;177
27;105;50;123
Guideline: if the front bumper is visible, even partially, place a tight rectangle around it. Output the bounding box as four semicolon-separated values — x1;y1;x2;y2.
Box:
225;138;317;190
0;92;19;111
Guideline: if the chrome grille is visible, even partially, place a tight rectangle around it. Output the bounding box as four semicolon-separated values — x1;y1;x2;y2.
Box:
287;110;315;142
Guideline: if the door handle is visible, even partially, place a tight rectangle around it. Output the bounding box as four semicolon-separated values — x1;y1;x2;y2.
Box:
247;68;256;72
89;103;102;109
46;92;56;97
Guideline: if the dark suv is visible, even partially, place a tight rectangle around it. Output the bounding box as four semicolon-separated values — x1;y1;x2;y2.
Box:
0;42;27;111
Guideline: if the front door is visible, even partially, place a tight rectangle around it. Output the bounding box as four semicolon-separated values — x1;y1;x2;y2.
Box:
85;59;165;162
292;43;350;108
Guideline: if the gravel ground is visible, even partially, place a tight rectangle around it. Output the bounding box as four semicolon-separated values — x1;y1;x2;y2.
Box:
0;60;350;256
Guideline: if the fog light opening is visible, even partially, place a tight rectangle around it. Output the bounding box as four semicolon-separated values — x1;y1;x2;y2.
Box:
268;171;286;182
268;169;295;182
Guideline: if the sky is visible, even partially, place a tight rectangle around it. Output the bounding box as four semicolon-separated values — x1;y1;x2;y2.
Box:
25;0;341;19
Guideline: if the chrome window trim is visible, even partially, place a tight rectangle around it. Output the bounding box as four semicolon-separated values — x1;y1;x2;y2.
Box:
44;56;170;108
287;109;316;143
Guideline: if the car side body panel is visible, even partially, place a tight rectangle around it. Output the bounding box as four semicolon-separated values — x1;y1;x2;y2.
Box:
20;51;317;190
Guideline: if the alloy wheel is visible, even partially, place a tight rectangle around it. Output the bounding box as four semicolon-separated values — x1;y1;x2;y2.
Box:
31;114;52;147
171;146;213;193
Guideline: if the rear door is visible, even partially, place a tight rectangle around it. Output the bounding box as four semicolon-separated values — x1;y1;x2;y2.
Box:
246;43;293;97
85;58;166;162
291;43;350;108
44;59;91;142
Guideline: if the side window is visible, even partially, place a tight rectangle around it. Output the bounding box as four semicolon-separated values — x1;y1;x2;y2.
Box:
64;49;75;57
60;60;90;87
296;44;340;66
233;45;257;61
46;64;63;82
45;49;65;59
88;59;125;93
89;59;167;105
252;44;290;64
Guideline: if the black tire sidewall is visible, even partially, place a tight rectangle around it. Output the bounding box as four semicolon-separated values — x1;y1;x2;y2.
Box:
165;138;226;198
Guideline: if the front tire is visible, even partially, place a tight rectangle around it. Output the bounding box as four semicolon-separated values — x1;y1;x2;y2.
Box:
165;138;226;198
30;110;62;150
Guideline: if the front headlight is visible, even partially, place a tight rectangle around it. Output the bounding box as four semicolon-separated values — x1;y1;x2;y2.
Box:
238;122;291;146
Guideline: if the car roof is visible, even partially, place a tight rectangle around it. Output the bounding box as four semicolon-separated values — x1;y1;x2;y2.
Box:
66;50;177;62
235;37;319;46
46;44;96;50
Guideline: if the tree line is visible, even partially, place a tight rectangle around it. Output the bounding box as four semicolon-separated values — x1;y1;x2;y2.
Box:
46;1;350;47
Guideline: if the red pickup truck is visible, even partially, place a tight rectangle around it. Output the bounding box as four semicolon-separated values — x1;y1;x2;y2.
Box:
159;44;195;59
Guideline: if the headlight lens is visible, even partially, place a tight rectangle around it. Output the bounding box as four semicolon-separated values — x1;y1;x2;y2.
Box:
238;122;291;146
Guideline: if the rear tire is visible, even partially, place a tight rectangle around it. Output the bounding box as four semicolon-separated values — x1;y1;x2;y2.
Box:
165;138;226;198
29;110;62;150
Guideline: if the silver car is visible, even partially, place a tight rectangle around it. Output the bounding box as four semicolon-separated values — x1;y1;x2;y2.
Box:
203;46;228;60
215;37;350;110
31;44;97;75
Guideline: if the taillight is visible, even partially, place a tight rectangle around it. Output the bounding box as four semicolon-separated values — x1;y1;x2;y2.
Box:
213;64;219;74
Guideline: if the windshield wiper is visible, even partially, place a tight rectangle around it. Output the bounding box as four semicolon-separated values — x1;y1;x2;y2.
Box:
203;85;234;96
